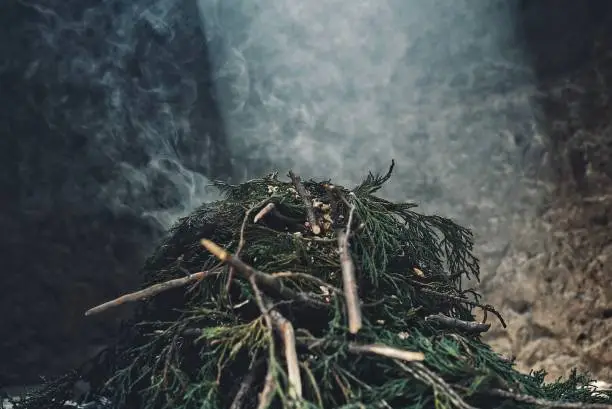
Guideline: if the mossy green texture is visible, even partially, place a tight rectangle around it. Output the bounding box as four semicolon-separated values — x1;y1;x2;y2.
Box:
13;163;612;409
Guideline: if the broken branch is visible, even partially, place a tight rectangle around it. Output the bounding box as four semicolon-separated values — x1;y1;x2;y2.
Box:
425;313;491;334
227;199;272;295
338;204;362;334
84;271;213;316
267;301;302;400
250;277;301;401
248;276;277;409
288;171;321;235
229;358;265;409
201;239;328;308
412;283;507;328
254;203;276;223
347;343;425;363
300;336;425;363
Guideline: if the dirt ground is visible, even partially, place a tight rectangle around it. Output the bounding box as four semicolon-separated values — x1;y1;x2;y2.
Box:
479;179;612;383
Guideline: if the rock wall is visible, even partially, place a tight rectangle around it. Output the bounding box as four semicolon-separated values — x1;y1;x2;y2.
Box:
481;0;612;382
0;0;230;385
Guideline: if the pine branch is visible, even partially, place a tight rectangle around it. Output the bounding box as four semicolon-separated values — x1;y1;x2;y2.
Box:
486;389;612;409
396;361;478;409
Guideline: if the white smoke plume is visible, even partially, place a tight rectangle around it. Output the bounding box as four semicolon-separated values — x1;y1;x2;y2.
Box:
197;0;545;274
18;0;225;231
21;0;545;274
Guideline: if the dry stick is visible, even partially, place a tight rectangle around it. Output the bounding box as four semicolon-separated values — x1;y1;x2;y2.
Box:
254;203;303;227
486;388;612;409
249;274;301;400
254;203;276;223
258;368;276;409
249;276;277;409
271;271;343;296
267;302;303;400
249;278;302;405
416;286;507;328
347;343;425;362
288;171;321;235
229;358;264;409
201;239;329;308
425;313;491;334
226;199;272;295
301;337;424;363
84;271;212;316
338;204;362;334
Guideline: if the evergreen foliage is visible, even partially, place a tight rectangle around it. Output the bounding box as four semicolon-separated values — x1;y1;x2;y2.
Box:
10;162;612;409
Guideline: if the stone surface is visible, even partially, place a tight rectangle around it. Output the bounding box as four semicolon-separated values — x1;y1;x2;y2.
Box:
480;0;612;383
0;0;230;385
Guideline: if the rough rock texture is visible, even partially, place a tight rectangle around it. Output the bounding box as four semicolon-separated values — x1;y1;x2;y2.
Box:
482;191;612;382
0;0;230;385
480;0;612;382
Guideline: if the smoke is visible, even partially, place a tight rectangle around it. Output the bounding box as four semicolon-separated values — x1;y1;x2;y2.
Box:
17;0;226;231
197;0;545;274
18;0;545;274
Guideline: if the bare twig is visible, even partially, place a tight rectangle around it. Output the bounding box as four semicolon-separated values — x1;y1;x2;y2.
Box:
486;388;612;409
300;336;424;363
227;199;272;296
338;204;362;334
249;276;273;330
249;277;277;409
250;278;301;401
253;202;303;226
347;343;425;362
257;366;276;409
271;271;343;295
267;302;302;400
84;271;214;316
229;358;264;409
413;283;507;328
288;171;321;235
425;313;491;334
201;239;328;308
254;203;276;223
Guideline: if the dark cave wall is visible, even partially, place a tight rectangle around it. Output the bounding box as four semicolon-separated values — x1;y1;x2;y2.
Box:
0;1;230;385
515;0;612;191
480;0;612;381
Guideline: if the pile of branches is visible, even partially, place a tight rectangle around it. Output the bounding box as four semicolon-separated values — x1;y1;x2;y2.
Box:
11;162;612;409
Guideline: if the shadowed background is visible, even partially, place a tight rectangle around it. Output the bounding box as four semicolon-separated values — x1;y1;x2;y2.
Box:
1;0;611;386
